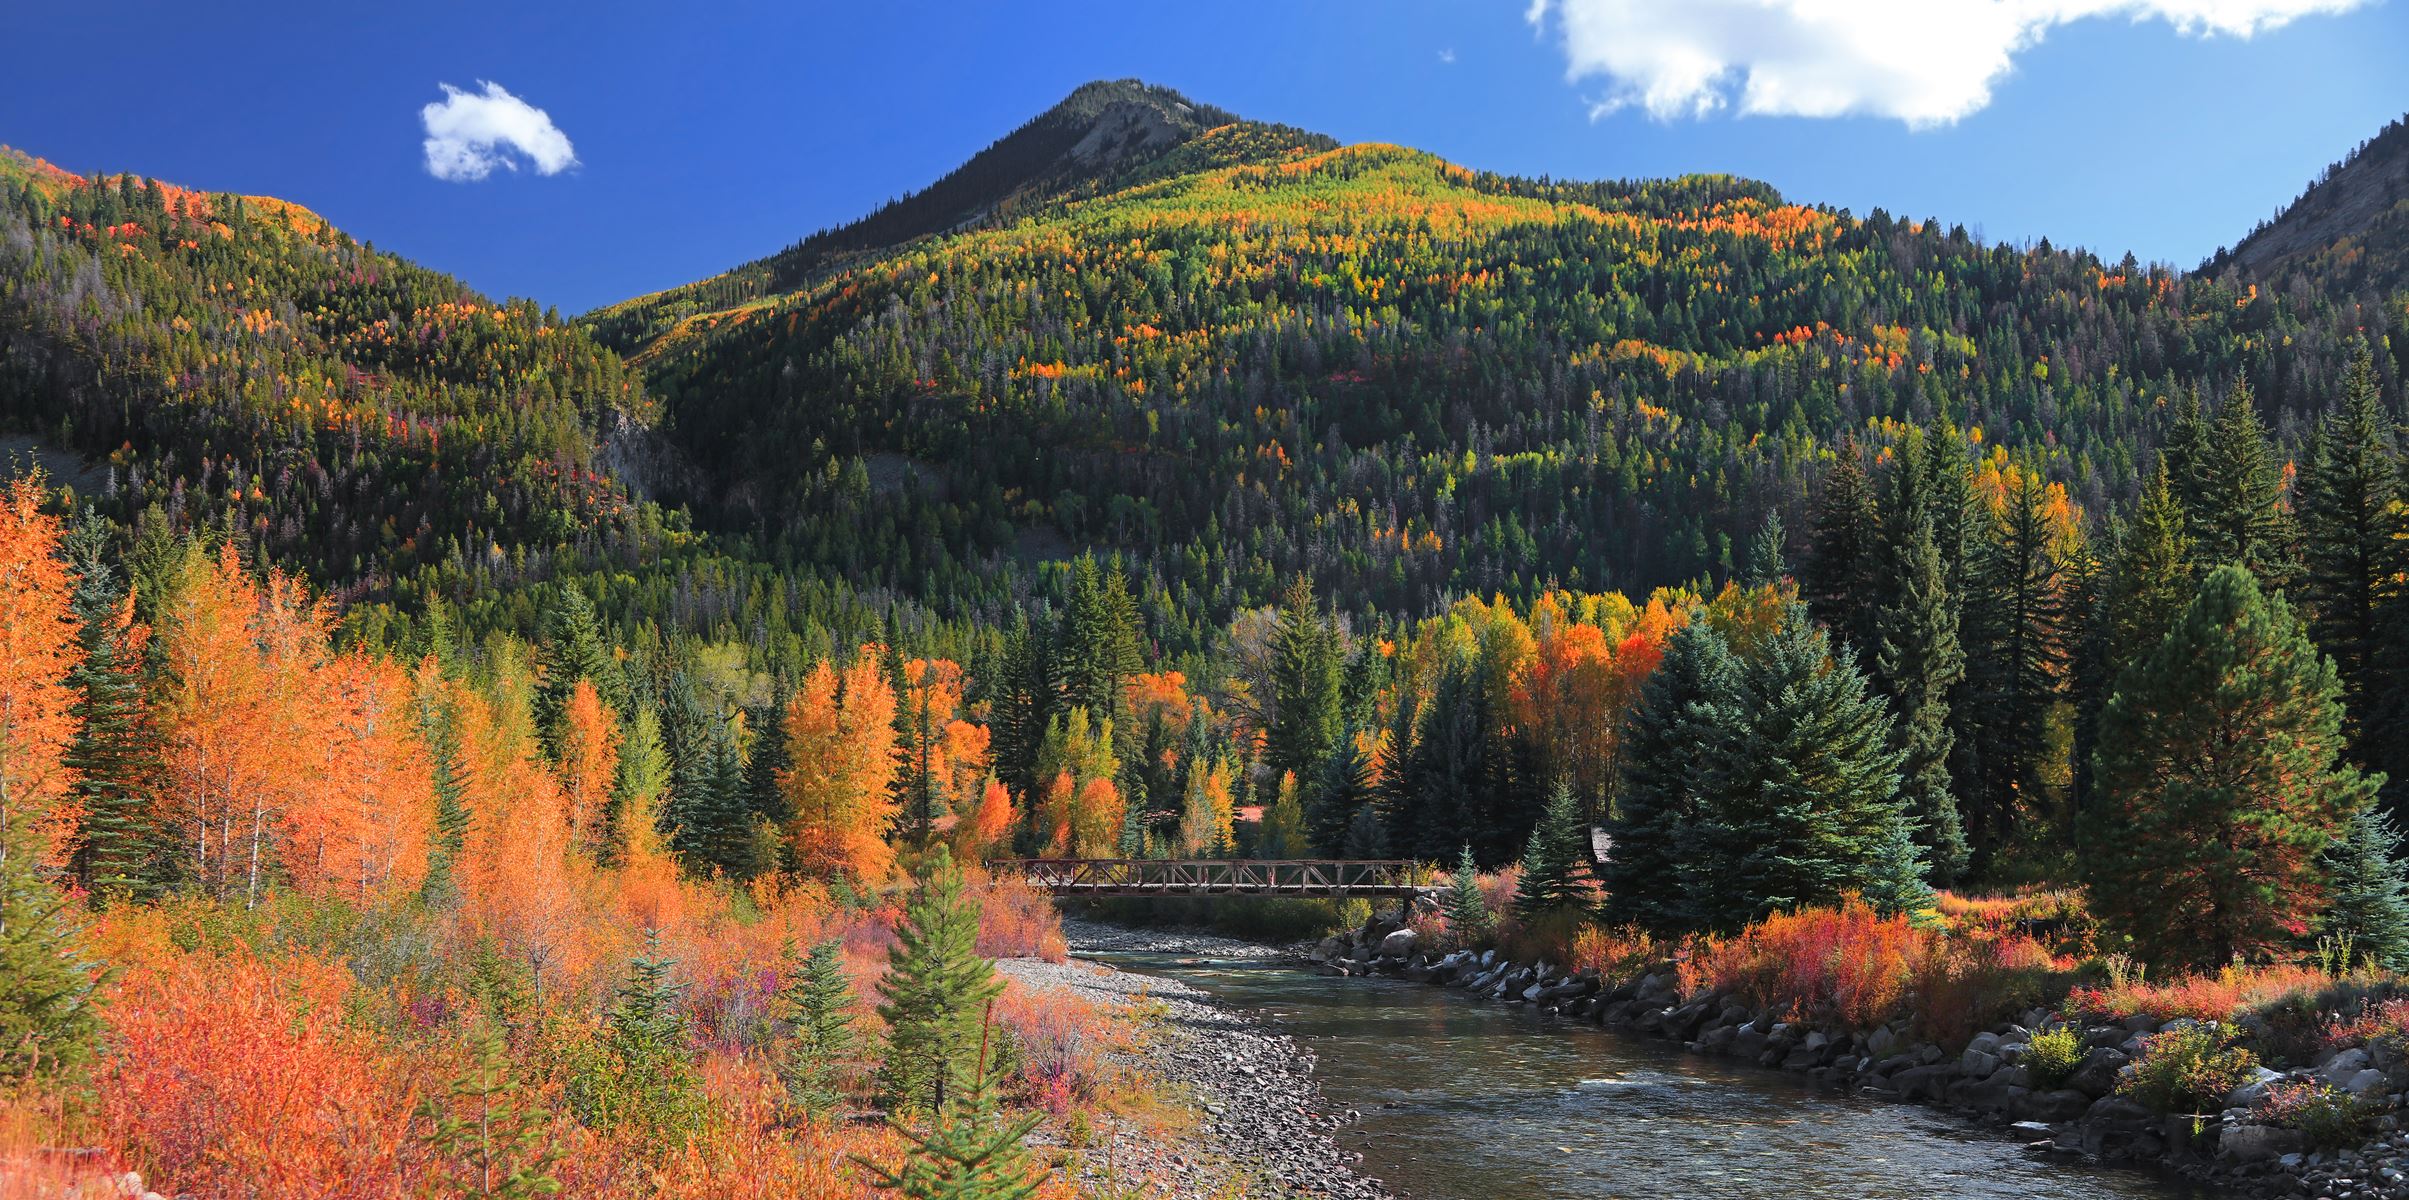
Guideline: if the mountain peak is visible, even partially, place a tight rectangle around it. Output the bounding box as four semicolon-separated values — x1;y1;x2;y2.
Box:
2214;113;2409;297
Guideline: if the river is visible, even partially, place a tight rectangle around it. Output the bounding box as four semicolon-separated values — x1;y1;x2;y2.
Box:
1092;951;2217;1200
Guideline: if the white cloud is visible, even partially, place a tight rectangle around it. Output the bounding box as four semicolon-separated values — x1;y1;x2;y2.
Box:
1525;0;2368;128
1439;47;1459;64
420;81;578;182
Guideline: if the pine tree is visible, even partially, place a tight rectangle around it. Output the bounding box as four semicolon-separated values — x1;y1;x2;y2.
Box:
417;1024;562;1199
876;849;1005;1115
417;677;472;907
1602;623;1737;935
2087;565;2376;969
1872;510;1970;885
776;938;860;1116
1056;556;1141;725
1307;733;1375;855
2322;806;2409;972
1805;439;1881;655
533;585;617;750
1691;606;1925;932
1266;573;1343;788
2187;381;2292;584
570;936;702;1143
1743;510;1787;588
0;820;102;1083
1960;469;2075;866
1444;845;1490;947
59;511;154;898
2163;386;2215;524
2297;350;2401;755
1513;783;1590;920
986;618;1057;810
2075;463;2194;821
860;1005;1041;1200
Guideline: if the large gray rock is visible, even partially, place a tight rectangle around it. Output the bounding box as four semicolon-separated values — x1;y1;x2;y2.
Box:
2225;1066;2284;1108
1892;1064;1957;1103
2066;1047;2131;1098
2015;1088;2095;1123
2219;1123;2309;1164
1376;928;1418;959
2345;1067;2389;1098
1960;1046;2003;1078
2322;1047;2374;1087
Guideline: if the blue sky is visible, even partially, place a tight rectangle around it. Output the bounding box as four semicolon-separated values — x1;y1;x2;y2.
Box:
4;1;2402;314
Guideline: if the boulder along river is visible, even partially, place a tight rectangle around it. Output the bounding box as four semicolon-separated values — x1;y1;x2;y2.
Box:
1073;931;2222;1200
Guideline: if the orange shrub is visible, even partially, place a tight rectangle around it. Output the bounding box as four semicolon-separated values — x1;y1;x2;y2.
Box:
1566;924;1667;985
2066;962;2337;1024
996;979;1122;1115
1911;932;2077;1047
94;945;431;1198
1680;898;1919;1030
974;871;1068;962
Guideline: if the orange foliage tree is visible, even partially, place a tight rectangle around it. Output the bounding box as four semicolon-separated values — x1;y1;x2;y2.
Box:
0;474;82;862
778;651;900;888
556;679;621;855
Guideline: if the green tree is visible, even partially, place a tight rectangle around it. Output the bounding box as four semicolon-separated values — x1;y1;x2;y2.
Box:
1692;607;1926;931
1603;623;1738;934
1805;439;1880;655
876;849;1006;1115
568;936;703;1144
1513;783;1590;920
1057;555;1141;724
0;821;102;1083
1266;573;1343;788
2086;565;2376;969
59;511;155;898
613;705;673;863
860;1006;1040;1200
1255;771;1310;859
418;1024;562;1200
776;938;860;1117
533;585;618;749
1307;732;1376;855
1873;509;1970;885
2297;350;2401;753
2322;806;2409;972
2187;381;2292;584
1444;845;1490;946
1960;469;2075;866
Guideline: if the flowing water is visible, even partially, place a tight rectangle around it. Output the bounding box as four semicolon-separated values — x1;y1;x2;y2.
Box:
1095;953;2218;1200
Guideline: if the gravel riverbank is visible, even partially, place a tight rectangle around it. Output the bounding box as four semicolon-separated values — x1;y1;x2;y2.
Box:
997;921;1392;1200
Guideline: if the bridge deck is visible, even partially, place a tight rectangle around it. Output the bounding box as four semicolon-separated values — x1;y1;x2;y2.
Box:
995;858;1434;898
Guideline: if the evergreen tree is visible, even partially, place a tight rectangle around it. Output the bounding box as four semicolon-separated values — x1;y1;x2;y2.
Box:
1307;732;1375;855
613;706;673;864
876;849;1005;1115
1056;556;1141;724
2188;381;2293;584
1513;783;1590;920
860;1007;1041;1200
1743;510;1787;588
572;936;703;1143
1960;470;2075;866
2075;463;2194;821
743;686;794;831
533;585;617;749
1691;607;1925;931
986;618;1058;809
0;821;102;1083
1602;623;1737;935
418;686;472;907
2163;386;2215;524
1340;800;1390;860
59;511;154;898
1873;511;1970;885
1265;573;1343;789
2087;565;2377;969
2322;806;2409;972
1254;771;1310;859
775;938;860;1116
417;1024;562;1200
2297;350;2401;755
1443;845;1490;946
1804;439;1881;655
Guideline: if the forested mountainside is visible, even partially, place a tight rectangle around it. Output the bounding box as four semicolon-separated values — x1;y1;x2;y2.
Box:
2215;114;2409;300
589;83;2406;658
0;146;970;657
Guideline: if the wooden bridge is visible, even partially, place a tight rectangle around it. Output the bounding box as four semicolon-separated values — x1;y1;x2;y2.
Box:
993;858;1436;900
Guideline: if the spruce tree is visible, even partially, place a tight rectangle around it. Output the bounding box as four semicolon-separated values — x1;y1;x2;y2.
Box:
2188;381;2293;584
1443;845;1491;947
1692;607;1925;931
1743;510;1787;588
861;1007;1040;1200
876;849;1005;1115
1340;801;1390;860
2075;463;2195;821
418;1024;562;1199
1602;623;1737;935
1805;439;1881;655
1266;573;1343;788
0;821;102;1083
533;585;617;749
2322;806;2409;972
572;936;703;1143
418;686;472;907
776;938;860;1116
2087;565;2376;969
1394;662;1487;864
1308;733;1376;855
59;512;155;898
1056;556;1141;724
2297;350;2401;754
1513;783;1590;921
1872;510;1970;885
1960;469;2075;866
986;618;1058;809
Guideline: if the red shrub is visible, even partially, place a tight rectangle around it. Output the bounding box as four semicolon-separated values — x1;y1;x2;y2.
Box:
1681;898;1919;1030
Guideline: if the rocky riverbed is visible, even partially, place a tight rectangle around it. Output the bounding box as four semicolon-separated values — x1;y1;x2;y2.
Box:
997;921;1390;1200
